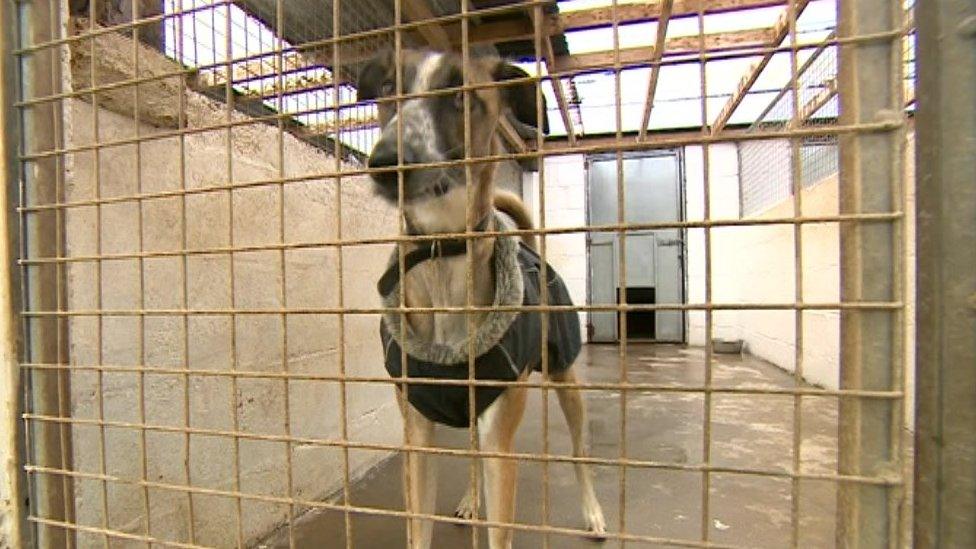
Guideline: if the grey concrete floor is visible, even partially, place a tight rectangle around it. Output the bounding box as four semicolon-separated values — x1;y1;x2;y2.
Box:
258;344;843;548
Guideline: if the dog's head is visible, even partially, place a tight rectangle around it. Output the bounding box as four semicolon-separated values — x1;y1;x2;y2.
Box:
357;50;547;212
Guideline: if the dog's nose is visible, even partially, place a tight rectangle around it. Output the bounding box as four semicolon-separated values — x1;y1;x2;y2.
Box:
367;140;403;188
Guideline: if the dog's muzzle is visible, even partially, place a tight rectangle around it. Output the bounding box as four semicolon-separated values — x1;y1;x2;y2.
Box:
366;138;404;193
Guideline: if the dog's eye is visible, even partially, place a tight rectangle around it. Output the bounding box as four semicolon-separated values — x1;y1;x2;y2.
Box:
453;91;482;112
380;81;395;96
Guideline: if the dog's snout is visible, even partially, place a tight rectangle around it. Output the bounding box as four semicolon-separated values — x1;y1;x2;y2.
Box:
367;140;406;188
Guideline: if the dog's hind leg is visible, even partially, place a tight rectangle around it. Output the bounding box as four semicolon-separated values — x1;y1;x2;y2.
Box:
550;367;607;537
479;384;528;549
399;393;438;549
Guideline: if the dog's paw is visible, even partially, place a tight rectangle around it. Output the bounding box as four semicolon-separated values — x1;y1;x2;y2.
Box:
454;492;478;521
583;502;607;541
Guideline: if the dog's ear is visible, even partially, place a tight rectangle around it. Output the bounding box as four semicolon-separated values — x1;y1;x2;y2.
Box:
356;51;393;101
491;61;549;136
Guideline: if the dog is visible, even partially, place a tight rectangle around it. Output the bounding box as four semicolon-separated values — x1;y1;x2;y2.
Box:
358;49;606;549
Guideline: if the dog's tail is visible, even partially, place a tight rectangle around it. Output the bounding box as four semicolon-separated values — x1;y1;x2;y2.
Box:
493;190;537;251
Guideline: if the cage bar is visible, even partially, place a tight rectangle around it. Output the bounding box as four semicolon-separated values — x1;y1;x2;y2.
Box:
2;0;927;548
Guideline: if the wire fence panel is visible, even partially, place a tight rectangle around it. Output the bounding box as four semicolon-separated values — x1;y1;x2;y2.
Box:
4;0;917;547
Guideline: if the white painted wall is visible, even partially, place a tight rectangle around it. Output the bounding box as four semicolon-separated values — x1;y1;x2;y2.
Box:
686;142;842;388
523;154;589;340
684;136;916;431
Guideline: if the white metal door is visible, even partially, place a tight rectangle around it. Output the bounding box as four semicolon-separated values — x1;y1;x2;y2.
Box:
587;153;684;342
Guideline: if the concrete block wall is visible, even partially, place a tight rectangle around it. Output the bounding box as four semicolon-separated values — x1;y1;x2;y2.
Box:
522;155;589;340
63;95;400;546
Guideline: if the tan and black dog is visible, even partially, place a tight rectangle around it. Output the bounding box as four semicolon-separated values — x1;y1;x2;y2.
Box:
359;49;606;549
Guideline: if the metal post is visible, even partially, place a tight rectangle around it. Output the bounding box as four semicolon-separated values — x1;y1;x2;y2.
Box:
1;3;26;547
913;0;976;547
17;0;74;547
836;0;904;546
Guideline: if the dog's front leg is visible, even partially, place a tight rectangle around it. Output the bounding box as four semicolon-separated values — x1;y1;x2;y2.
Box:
478;385;528;549
399;395;437;549
550;368;607;536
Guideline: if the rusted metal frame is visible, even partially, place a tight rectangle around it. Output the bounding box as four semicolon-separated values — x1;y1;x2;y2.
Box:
17;299;906;317
17;474;761;549
836;0;906;543
18;362;909;399
172;0;196;541
15;0;76;546
329;0;354;546
15;121;903;214
128;1;153;545
45;8;75;544
14;470;884;549
392;0;415;546
913;0;976;546
460;1;482;546
637;0;674;140
711;0;811;134
529;3;554;545
696;0;714;541
607;1;631;545
17;211;904;265
0;0;27;545
20;431;904;484
16;464;895;549
784;0;804;546
270;0;297;546
30;512;742;549
220;5;246;546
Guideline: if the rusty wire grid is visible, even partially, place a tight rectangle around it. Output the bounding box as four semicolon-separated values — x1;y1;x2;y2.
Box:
7;0;915;547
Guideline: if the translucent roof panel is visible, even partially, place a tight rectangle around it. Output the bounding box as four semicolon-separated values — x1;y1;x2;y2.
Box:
702;6;786;34
157;0;907;153
564;23;660;53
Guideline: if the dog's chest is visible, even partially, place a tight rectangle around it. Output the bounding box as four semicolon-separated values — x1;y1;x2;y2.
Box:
407;256;491;346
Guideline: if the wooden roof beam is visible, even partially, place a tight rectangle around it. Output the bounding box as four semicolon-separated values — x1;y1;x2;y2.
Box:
637;0;674;140
789;78;837;128
551;27;774;73
529;9;577;145
710;0;810;135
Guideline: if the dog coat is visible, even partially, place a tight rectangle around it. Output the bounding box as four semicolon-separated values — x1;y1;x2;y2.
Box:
378;220;581;428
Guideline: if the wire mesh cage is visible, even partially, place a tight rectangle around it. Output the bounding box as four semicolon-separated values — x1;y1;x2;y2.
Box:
4;0;919;547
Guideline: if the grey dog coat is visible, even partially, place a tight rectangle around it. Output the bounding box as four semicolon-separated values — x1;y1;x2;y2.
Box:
378;224;581;428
